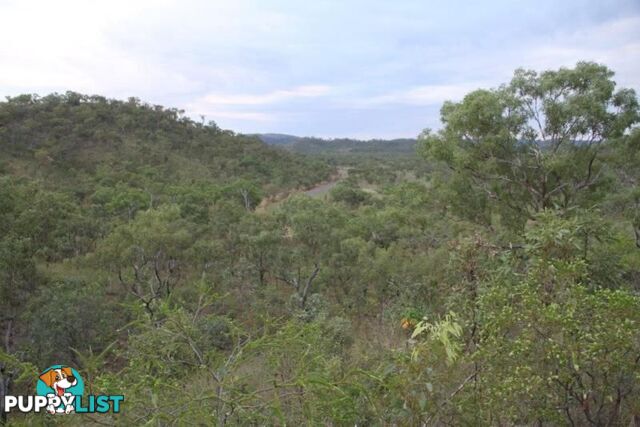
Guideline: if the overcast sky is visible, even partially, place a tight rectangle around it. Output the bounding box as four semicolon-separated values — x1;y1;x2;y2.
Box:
1;0;639;138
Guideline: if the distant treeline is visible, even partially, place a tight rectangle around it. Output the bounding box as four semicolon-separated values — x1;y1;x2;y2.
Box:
255;133;417;155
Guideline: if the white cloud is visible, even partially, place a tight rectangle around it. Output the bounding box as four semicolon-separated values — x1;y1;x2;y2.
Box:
346;82;489;108
520;16;640;90
185;85;332;124
197;85;332;106
0;0;196;99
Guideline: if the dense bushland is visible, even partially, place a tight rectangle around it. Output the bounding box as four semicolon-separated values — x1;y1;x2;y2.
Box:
1;62;639;425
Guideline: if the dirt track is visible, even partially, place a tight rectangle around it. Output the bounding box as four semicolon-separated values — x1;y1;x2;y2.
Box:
256;167;348;212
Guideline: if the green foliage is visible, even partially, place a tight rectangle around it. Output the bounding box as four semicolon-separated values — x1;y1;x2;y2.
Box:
330;179;372;207
411;312;463;365
0;92;331;195
420;62;639;230
22;280;119;367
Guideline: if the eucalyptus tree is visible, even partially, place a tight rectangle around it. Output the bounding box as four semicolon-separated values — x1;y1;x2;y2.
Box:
420;62;639;229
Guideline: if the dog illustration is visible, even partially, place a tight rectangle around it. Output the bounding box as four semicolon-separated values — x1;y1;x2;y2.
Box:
39;367;77;414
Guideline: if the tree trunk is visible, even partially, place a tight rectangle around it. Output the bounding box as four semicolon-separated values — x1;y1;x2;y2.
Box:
300;264;320;309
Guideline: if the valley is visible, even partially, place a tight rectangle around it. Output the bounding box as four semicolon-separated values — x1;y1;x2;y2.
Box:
1;62;640;425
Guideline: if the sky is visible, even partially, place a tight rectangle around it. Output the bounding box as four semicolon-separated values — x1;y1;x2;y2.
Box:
1;0;639;139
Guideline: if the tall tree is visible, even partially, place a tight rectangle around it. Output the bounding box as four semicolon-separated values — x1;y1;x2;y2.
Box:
420;62;638;229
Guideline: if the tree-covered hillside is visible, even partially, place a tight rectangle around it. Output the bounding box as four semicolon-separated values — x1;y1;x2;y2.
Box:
1;63;640;426
0;93;332;196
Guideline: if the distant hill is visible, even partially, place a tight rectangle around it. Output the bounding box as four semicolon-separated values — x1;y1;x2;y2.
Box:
254;134;418;156
254;133;303;145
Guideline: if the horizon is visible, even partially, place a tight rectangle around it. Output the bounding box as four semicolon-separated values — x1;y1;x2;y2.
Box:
1;0;639;139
